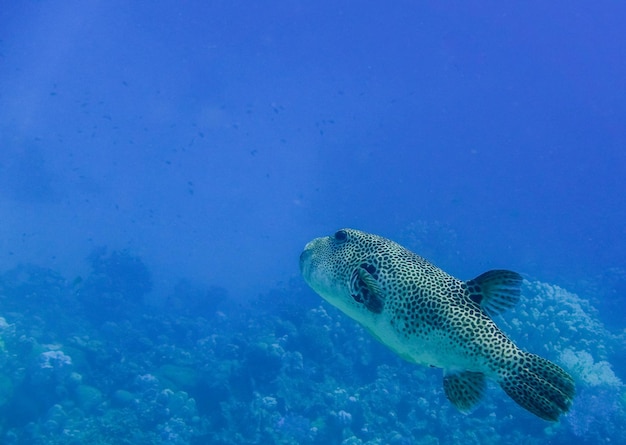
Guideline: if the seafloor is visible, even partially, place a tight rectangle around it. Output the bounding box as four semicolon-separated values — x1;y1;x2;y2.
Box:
0;249;623;444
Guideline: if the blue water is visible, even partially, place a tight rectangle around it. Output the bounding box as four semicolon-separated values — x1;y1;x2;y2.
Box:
0;1;624;443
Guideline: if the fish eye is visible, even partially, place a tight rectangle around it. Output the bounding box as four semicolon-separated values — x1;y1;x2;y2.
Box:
333;230;348;242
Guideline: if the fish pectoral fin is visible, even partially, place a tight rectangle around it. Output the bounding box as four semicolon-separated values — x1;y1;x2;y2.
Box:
350;266;385;314
443;370;486;413
357;266;383;298
465;270;523;316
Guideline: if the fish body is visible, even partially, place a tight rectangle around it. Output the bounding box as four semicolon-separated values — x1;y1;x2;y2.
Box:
299;228;575;421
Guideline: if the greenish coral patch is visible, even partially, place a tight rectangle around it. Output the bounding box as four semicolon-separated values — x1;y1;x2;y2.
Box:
156;364;200;392
74;384;103;412
0;373;14;409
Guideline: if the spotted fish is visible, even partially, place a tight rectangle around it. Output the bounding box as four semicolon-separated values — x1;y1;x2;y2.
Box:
299;228;575;421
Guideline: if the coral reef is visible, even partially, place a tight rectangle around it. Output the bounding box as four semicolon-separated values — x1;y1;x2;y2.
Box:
78;248;153;324
0;256;623;444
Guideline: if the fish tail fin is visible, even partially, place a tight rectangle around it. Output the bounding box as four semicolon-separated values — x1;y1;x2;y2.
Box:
499;351;575;421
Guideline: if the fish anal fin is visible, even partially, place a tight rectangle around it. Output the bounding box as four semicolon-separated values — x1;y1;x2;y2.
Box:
443;370;486;413
465;270;522;316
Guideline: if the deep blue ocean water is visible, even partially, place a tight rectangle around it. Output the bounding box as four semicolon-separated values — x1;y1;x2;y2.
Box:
0;2;624;444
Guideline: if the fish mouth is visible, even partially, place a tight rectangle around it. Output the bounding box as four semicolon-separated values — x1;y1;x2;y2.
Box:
299;247;313;276
300;237;328;287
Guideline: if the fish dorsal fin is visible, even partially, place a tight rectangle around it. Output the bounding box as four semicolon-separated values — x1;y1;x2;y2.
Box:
350;263;385;314
443;370;486;413
465;270;522;316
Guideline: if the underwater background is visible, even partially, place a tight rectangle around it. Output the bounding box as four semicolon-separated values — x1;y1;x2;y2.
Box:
0;1;624;444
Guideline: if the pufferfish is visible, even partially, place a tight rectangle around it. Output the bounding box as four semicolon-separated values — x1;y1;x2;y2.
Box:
299;228;575;421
